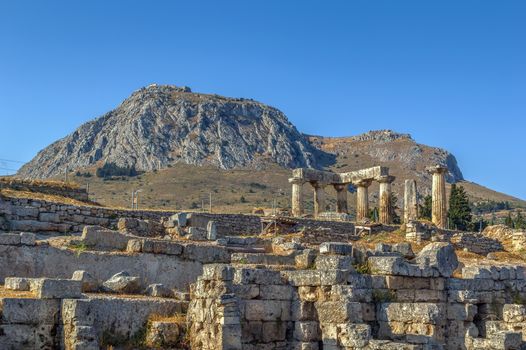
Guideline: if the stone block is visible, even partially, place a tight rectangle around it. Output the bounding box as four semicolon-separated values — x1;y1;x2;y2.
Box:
295;249;316;269
339;323;371;348
245;300;283;321
182;244;230;263
202;264;234;281
102;271;141;294
319;242;353;255
20;232;36;245
71;270;99;292
38;212;60;223
0;298;61;324
207;220;217;240
234;268;282;285
259;285;293;300
261;321;287;342
0;233;21;245
81;225;131;250
4;277;31;291
31;278;83;299
126;239;142;253
294;321;320;342
315;300;362;323
282;270;321;286
315;255;353;270
415;242;458;277
368;256;407;275
145;283;174;298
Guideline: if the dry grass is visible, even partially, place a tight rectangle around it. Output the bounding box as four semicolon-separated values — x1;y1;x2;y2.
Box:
0;176;80;190
0;188;96;206
0;285;36;299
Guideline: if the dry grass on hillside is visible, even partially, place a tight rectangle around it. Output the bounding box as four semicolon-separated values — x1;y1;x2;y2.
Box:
0;177;80;190
0;188;96;207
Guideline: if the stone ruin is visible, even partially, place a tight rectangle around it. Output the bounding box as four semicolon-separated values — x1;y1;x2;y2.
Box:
0;167;525;349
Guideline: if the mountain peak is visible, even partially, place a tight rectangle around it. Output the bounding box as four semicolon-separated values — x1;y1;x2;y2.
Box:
17;85;324;179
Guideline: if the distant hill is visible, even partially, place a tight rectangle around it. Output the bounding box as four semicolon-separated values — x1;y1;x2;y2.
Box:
16;84;525;212
18;84;327;179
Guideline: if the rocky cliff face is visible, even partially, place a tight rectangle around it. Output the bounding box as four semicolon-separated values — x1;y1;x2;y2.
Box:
309;130;464;184
18;85;324;179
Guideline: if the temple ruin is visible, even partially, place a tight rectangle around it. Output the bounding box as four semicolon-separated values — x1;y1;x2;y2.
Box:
288;166;395;223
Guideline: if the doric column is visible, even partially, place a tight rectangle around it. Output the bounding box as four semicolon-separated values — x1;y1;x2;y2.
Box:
404;179;419;223
334;184;348;214
356;179;372;222
427;165;448;229
312;182;326;218
378;175;395;224
289;178;304;217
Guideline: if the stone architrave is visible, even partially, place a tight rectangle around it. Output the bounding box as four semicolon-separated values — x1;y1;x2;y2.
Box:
289;178;304;217
404;179;418;223
356;179;372;222
334;184;348;214
427;165;448;229
378;175;395;224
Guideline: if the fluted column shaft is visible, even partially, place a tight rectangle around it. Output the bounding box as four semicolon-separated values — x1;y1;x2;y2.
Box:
356;180;372;222
404;179;418;223
312;182;326;218
289;178;304;217
378;176;395;224
428;166;448;229
334;184;348;214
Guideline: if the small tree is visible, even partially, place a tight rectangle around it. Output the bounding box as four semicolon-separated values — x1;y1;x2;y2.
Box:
515;210;525;229
505;212;514;228
447;184;472;231
240;196;247;203
419;195;432;221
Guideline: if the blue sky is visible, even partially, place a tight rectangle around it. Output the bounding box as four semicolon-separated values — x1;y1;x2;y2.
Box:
0;1;525;200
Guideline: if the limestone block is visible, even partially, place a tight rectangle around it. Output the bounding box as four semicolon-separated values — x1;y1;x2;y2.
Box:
4;277;31;291
245;300;283;321
320;270;350;285
81;225;131;250
447;303;477;321
261;321;287;342
13;206;39;217
315;255;353;270
291;301;317;321
234;268;282;285
31;278;83;299
0;298;61;324
295;249;316;269
233;284;260;299
282;270;321;286
368;256;407;275
315;300;362;323
102;271;141;294
319;242;353;255
72;270;99;292
145;284;174;298
174;212;188;227
294;321;320;342
146;320;182;347
126;239;142;252
415;242;458;277
207;220;217;240
38;212;60;223
377;303;445;324
503;304;526;322
202;264;234;281
20;232;36;245
142;240;183;255
182;244;230;263
0;233;21;245
259;285;293;300
392;242;415;259
187;227;207;240
338;323;371;348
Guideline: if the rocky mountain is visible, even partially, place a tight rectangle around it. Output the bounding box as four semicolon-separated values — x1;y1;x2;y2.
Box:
18;84;325;179
310;130;464;184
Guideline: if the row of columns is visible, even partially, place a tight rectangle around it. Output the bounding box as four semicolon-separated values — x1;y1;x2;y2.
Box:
291;165;449;229
289;175;395;224
403;166;448;229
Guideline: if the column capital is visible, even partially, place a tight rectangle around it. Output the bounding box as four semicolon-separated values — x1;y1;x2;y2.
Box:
377;175;395;184
333;183;347;191
426;165;448;175
355;179;373;188
310;181;328;189
288;177;305;185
